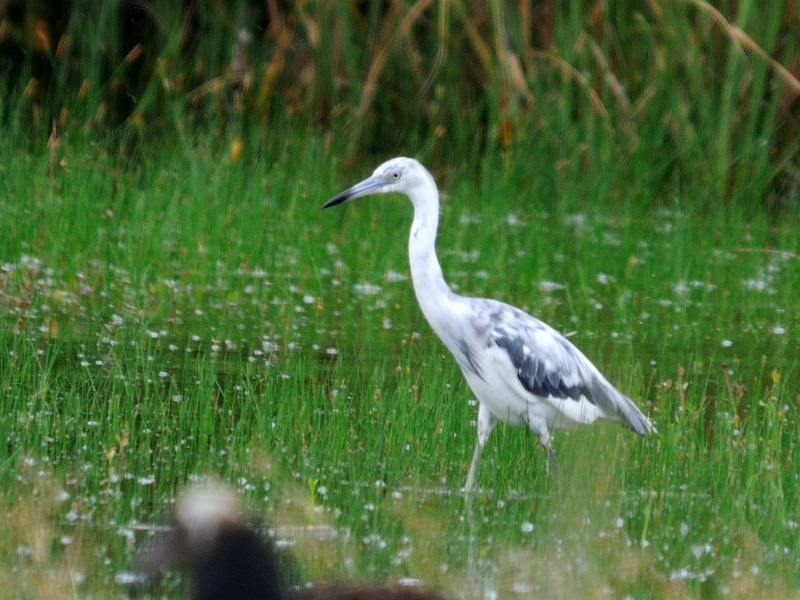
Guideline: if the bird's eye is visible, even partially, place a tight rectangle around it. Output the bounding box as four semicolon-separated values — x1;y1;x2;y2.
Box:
391;171;400;180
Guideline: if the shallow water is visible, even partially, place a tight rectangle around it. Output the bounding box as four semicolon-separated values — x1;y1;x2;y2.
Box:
2;202;799;596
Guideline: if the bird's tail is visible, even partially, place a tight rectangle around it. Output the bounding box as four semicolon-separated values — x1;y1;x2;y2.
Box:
591;378;656;437
624;404;657;437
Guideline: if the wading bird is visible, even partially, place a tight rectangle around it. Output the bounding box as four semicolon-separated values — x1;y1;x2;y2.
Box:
132;482;451;600
324;158;654;493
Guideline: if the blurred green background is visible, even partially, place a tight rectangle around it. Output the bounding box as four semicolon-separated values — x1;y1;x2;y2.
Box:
1;0;798;209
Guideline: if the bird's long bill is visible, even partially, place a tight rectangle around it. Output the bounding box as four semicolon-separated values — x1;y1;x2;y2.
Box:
323;175;385;208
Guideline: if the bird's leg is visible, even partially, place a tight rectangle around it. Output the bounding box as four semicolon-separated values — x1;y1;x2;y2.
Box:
465;440;483;497
546;446;558;476
465;404;496;497
465;439;483;584
531;426;558;476
466;405;494;581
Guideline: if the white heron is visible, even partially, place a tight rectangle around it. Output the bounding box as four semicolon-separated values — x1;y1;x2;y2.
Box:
324;157;654;494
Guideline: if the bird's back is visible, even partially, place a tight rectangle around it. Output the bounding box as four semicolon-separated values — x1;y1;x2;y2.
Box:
436;294;652;435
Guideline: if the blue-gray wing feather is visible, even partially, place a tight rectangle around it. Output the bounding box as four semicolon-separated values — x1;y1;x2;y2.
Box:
464;300;651;436
494;331;591;403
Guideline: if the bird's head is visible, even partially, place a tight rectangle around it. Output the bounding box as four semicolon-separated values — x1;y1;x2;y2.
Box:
173;481;241;557
130;481;242;581
323;157;435;208
127;480;286;600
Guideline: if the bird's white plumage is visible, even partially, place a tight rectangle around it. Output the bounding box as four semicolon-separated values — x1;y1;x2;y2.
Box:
324;157;653;493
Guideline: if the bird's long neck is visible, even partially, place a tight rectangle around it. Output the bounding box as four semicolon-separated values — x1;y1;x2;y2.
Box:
407;186;455;335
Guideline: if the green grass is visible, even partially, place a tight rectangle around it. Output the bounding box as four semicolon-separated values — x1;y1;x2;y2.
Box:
4;1;799;209
0;130;799;599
